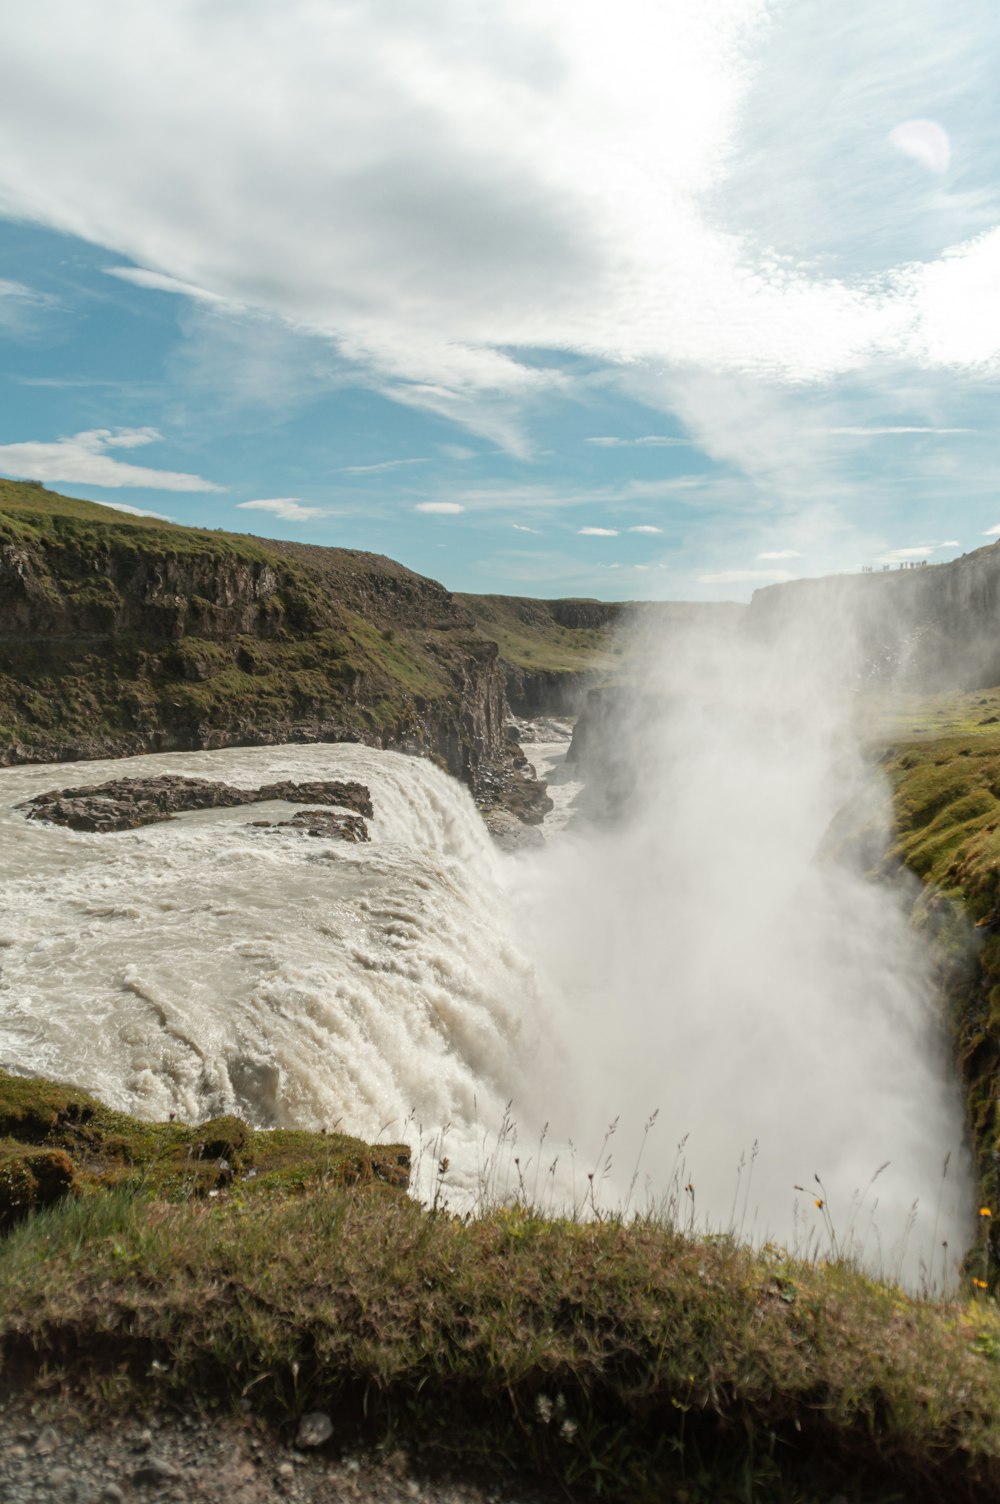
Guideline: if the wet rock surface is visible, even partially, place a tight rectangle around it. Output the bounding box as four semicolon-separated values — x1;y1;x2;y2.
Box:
0;1406;556;1504
20;775;373;834
251;808;370;842
474;741;553;830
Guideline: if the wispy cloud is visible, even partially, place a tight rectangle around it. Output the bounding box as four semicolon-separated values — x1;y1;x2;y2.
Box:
697;569;793;584
0;277;59;337
0;278;54;308
757;549;801;560
586;435;690;448
237;498;328;521
415;501;464;515
105;265;230;305
0;428;221;490
822;426;971;436
877;540;962;563
628;524;663;534
339;457;429;475
512;523;541;533
889;119;951;176
91;500;173;521
579;526;619;537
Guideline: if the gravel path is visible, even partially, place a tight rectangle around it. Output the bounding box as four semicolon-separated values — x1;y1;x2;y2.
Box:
0;1403;560;1504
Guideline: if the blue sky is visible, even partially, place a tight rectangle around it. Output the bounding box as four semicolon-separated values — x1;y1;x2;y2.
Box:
2;1;1000;600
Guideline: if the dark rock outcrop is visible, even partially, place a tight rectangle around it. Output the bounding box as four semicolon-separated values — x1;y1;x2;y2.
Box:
21;774;373;834
252;808;370;842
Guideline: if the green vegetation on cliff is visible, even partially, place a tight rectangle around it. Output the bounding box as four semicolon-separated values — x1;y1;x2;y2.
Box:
0;1069;409;1231
457;592;621;675
865;709;1000;1267
0;480;506;782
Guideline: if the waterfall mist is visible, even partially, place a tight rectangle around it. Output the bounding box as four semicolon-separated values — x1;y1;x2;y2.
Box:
514;594;974;1282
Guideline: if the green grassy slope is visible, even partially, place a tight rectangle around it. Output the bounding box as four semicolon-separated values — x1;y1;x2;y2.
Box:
2;1065;1000;1503
860;715;1000;1248
457;593;622;675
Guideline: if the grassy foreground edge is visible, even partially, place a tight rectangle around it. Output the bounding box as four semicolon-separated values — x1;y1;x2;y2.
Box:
2;1077;1000;1502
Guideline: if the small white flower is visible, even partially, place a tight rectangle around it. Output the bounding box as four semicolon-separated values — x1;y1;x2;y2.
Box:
560;1419;578;1441
534;1394;553;1424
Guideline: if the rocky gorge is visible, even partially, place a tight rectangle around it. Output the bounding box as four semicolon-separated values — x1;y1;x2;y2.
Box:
0;481;564;830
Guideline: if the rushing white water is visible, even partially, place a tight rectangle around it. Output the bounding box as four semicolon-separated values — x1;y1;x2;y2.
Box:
0;658;975;1280
0;744;551;1199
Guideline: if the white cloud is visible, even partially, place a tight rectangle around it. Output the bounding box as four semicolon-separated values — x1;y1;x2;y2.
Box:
0;276;59;335
105;265;230;305
339;458;429;475
698;569;793;584
579;526;619;537
876;540;960;562
0;277;49;305
586;435;690;448
512;523;541;533
628;524;663;534
415;501;465;514
823;426;970;436
889;119;951;176
984;525;1000;537
91;499;173;521
0;428;221;490
757;548;801;559
4;0;1000;468
237;497;327;521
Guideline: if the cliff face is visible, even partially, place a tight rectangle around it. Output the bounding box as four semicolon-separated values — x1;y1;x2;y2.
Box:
749;543;1000;689
0;484;509;792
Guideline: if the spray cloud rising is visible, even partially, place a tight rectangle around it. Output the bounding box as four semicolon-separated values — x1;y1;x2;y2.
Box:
516;590;972;1280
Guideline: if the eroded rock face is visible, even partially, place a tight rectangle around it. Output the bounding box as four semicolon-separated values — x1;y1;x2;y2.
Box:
21;774;373;834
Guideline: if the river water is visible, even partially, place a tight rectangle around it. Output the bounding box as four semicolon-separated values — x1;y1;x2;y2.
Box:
0;718;975;1282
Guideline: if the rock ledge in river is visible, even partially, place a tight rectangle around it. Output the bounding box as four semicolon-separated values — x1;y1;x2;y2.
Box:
20;774;373;834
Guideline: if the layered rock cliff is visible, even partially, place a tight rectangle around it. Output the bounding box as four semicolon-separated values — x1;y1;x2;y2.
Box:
0;482;513;797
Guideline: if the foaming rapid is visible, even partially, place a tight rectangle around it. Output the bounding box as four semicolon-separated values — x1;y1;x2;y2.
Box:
0;744;550;1200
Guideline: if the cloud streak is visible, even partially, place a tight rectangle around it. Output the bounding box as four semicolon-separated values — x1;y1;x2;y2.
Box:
0;428;221;491
237;498;328;521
